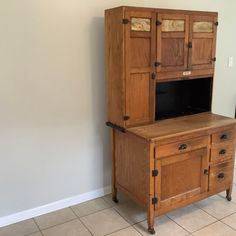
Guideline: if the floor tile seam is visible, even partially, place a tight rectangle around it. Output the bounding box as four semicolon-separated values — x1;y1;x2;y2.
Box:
194;201;236;220
192;203;221;220
219;218;236;231
219;211;236;221
77;217;94;236
189;219;219;234
110;206;132;226
32;218;41;232
70;205;112;219
165;214;192;234
34;218;79;232
103;225;140;236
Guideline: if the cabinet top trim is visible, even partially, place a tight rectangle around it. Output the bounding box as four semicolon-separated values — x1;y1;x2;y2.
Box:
105;6;218;16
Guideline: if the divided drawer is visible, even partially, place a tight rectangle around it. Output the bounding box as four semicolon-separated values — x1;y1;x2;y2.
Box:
209;160;234;191
211;141;235;163
212;128;235;144
155;136;209;158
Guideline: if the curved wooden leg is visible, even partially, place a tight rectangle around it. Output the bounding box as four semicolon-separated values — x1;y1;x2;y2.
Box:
112;129;118;203
226;185;233;201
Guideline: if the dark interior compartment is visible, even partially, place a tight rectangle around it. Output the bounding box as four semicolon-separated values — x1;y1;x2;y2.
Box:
155;77;213;120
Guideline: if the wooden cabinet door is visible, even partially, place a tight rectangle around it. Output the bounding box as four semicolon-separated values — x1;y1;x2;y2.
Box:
124;10;156;127
155;148;209;209
188;15;217;70
156;13;189;72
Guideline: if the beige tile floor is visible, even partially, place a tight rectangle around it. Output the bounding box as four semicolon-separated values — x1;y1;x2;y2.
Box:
1;173;236;236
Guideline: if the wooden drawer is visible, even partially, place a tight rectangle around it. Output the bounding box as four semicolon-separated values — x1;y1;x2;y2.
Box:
212;128;235;144
209;160;234;191
211;142;235;163
155;136;209;158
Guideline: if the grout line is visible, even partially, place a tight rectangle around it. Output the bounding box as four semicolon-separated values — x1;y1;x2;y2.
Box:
32;218;41;232
193;203;219;221
103;225;135;236
77;218;94;236
69;207;95;236
165;214;192;234
190;220;219;234
111;206;132;226
219;211;236;221
70;205;112;219
220;220;236;232
34;218;78;233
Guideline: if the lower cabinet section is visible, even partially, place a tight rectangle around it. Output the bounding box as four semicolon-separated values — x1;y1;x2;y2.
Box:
112;115;236;234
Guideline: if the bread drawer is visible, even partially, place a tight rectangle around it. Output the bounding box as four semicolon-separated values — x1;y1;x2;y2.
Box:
209;160;234;191
211;141;235;163
212;128;235;144
155;136;209;158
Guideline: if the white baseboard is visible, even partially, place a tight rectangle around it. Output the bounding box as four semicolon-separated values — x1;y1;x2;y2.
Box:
0;185;111;228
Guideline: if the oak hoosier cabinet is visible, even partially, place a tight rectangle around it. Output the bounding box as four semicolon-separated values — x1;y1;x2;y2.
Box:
105;6;236;234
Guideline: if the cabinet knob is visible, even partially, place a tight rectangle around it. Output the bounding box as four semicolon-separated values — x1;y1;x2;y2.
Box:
219;149;226;155
218;172;225;179
188;42;192;48
220;133;228;140
204;169;209;175
179;143;187;150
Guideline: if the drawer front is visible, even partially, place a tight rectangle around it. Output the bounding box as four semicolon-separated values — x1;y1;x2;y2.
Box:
211;142;235;163
155;136;209;158
212;128;235;144
209;160;234;191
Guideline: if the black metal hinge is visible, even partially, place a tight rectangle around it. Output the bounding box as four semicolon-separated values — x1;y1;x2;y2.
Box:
122;19;130;24
215;21;219;26
156;20;162;26
152;197;158;204
123;115;130;121
152;169;158;177
212;57;216;62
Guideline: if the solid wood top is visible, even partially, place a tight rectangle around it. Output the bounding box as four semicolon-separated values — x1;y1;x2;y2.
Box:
105;6;218;16
127;112;236;141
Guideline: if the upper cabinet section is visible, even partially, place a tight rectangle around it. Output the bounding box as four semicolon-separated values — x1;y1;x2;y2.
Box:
156;11;218;80
105;6;217;128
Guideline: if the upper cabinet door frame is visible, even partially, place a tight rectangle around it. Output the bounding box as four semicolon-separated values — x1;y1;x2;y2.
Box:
188;15;217;70
156;13;189;72
124;10;156;127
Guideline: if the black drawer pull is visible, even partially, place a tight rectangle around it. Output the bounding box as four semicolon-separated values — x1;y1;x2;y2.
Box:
220;133;228;140
179;144;187;150
219;149;226;155
218;172;225;179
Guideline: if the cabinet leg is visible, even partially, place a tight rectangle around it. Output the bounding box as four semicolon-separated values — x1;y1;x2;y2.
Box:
147;209;155;234
226;186;232;201
112;129;118;203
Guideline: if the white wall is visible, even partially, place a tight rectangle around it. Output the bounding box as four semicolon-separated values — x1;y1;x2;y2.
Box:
0;0;235;219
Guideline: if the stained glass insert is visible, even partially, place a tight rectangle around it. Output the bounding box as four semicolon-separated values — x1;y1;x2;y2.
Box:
162;20;185;32
193;22;213;33
131;18;151;32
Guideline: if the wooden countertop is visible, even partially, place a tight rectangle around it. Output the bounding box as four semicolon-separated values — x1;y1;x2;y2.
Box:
127;112;236;141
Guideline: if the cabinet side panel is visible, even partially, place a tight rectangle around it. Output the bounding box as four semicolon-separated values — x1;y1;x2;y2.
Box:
115;131;150;208
105;8;125;127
